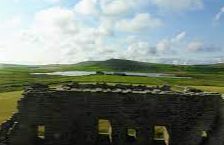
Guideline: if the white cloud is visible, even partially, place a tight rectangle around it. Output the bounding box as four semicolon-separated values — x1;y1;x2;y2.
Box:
0;16;24;45
125;31;187;60
186;41;203;52
0;0;221;65
171;31;186;42
215;57;224;63
0;16;22;30
116;13;162;33
29;7;117;64
126;41;154;61
186;41;221;52
46;0;62;3
12;0;20;3
151;0;203;11
100;0;134;16
156;32;221;55
156;39;171;53
55;0;205;15
155;31;186;54
97;18;114;36
13;0;63;3
0;6;118;64
74;0;99;15
215;6;224;21
33;7;78;35
74;0;149;17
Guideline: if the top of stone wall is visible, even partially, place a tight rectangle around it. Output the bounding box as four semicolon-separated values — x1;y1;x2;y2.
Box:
23;82;221;97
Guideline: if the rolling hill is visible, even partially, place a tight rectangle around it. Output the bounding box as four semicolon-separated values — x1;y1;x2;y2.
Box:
26;59;224;73
0;59;224;93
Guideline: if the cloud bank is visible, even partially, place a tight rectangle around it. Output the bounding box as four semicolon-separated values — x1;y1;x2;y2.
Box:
0;0;223;65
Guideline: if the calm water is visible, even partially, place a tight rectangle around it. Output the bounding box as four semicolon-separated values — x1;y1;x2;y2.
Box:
33;71;95;76
32;71;191;79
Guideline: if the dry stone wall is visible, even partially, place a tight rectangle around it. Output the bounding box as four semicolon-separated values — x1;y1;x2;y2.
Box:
0;83;224;145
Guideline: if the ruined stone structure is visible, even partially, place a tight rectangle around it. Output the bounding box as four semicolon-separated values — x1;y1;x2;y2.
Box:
1;82;224;145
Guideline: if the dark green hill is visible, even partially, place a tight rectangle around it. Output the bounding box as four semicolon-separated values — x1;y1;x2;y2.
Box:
35;59;224;74
1;59;224;73
75;59;179;72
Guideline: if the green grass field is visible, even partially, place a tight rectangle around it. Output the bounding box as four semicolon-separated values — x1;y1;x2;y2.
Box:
191;86;224;94
0;91;23;123
1;59;224;92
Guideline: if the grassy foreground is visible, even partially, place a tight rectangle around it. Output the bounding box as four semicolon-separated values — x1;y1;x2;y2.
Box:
0;91;23;123
192;86;224;94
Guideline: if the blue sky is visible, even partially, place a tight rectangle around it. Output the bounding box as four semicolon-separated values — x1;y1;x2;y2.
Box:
0;0;224;65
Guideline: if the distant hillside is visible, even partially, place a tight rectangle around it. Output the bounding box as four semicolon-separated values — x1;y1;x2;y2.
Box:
1;59;224;73
74;59;180;72
1;59;224;93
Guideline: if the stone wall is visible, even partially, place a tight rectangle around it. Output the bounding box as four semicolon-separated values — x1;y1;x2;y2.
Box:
1;83;224;145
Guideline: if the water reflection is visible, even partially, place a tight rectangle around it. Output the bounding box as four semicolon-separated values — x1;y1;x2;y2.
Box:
32;71;191;79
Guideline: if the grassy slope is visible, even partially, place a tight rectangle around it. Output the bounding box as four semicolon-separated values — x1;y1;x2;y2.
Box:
34;59;224;73
0;91;23;123
0;64;74;92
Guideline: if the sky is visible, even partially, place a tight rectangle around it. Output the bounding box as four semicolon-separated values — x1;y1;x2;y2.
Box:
0;0;224;65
